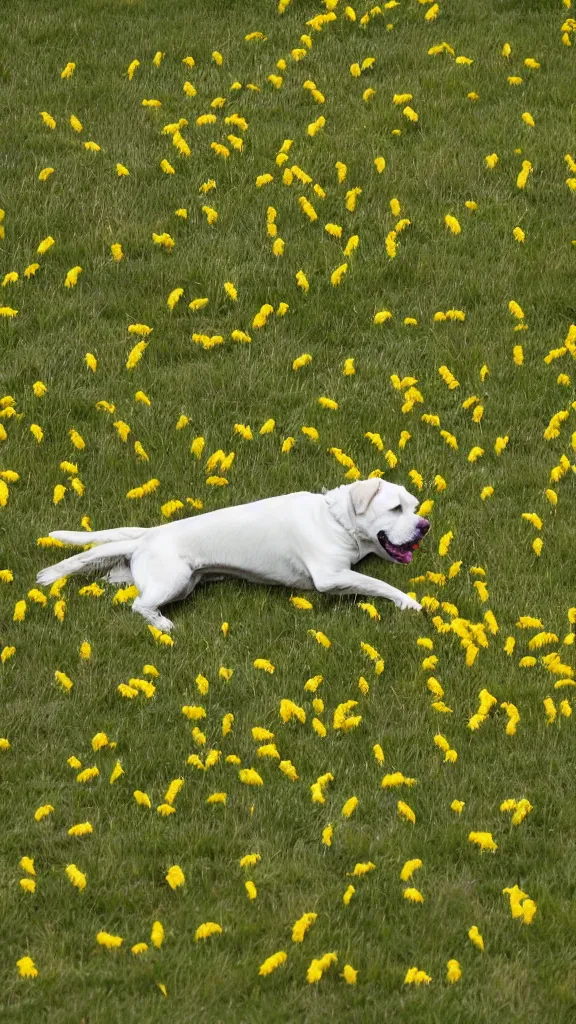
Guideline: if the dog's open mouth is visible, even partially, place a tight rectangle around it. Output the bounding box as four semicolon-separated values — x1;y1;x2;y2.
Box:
377;531;420;564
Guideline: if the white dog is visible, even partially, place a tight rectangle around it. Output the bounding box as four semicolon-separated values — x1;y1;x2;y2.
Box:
37;478;430;631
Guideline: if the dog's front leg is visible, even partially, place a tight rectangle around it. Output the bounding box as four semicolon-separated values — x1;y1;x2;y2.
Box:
311;568;421;612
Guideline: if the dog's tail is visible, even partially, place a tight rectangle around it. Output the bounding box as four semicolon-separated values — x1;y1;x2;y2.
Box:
49;526;149;547
37;538;142;587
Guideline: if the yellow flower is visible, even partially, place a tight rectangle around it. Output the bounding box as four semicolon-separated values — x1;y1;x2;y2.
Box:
32;802;54;821
257;740;278;761
344;863;373;884
203;790;226;806
336;231;357;261
445;214;461;235
36;236;55;257
403;887;424;903
382;771;416;788
66;864;87;890
150;921;164;949
165;287;184;311
253;658;275;673
64;266;82;288
307;952;338;983
259;951;287;976
277;758;298;781
447;959;462;983
195;921;222;941
397;800;416;824
330;262;348;286
239;768;264;786
468;925;484;950
296;269;310;293
468;831;498;852
234;422;253;440
522;512;543;531
467;446;484;463
341;796;358;818
17;956;38;978
19;856;35;876
400;858;422;881
292;912;317;943
517;159;533;188
543;696;557;724
345;186;362;211
385;230;397;259
160;158;175;175
133;790;151;808
309;715;325;736
107;761;122;782
68;822;93;837
319;822;333;847
96;931;123;949
343;884;355;905
240;879;256;901
12;600;26;622
166;865;185;889
341;964;358;985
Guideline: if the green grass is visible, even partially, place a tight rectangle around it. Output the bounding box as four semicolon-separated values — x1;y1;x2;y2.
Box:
1;0;576;1020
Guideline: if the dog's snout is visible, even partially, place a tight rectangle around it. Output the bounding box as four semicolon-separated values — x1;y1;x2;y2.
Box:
417;518;430;534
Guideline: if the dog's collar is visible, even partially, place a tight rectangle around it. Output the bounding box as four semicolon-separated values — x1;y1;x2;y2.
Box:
324;488;362;559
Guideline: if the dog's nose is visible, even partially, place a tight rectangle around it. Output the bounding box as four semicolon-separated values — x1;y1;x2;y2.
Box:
417;518;430;534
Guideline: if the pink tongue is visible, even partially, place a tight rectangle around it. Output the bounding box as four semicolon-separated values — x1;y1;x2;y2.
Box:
386;541;413;563
396;550;413;563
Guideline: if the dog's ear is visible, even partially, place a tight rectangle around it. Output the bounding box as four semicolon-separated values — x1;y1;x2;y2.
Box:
349;477;382;515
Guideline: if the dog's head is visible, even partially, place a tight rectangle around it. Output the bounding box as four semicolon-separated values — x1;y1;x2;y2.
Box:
348;478;430;564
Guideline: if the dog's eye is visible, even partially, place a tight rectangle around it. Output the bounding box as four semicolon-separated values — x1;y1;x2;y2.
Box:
390;504;402;513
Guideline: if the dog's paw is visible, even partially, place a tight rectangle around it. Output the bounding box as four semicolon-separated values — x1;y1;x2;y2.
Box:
396;594;422;612
156;615;175;632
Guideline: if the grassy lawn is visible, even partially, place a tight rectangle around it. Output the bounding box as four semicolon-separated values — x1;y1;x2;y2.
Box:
2;0;576;1020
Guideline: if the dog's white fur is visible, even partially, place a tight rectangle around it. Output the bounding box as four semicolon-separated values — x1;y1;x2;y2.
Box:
37;479;429;631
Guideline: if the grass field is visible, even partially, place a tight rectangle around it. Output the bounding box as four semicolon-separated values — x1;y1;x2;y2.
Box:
2;0;576;1020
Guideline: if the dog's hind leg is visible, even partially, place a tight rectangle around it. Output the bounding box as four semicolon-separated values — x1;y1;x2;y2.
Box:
130;547;194;632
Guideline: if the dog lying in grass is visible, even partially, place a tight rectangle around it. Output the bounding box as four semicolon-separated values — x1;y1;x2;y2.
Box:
37;478;430;631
